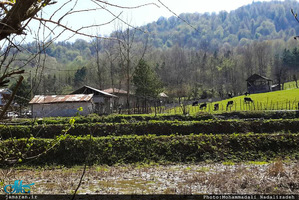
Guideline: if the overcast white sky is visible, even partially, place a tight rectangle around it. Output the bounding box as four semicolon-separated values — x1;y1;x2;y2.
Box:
36;0;285;42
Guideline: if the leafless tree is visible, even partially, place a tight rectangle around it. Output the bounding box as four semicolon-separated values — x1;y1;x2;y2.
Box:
114;23;149;113
101;39;119;90
273;54;287;90
0;1;161;197
242;44;254;76
253;41;270;76
0;0;159;113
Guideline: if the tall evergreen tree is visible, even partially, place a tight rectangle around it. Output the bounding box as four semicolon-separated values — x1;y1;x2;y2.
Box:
133;59;163;107
9;79;31;115
74;67;87;87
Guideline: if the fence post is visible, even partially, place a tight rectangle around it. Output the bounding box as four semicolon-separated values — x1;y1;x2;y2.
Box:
240;99;242;111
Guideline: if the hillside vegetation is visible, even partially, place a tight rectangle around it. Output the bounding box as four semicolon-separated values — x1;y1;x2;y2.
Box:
134;0;299;49
6;0;299;109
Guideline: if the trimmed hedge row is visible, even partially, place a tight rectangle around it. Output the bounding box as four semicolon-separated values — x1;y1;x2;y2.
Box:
217;111;299;120
5;110;299;125
6;113;215;125
1;133;299;166
1;119;299;139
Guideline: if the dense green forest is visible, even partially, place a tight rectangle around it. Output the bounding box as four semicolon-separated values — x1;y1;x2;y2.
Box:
6;0;299;103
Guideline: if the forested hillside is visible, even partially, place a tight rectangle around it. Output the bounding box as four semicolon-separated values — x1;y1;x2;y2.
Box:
8;0;299;102
136;0;299;50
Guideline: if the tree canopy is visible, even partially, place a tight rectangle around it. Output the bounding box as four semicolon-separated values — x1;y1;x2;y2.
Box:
133;59;162;100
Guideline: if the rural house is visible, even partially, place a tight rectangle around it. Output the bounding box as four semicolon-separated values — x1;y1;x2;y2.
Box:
29;94;94;118
71;86;117;114
246;74;272;94
103;88;136;109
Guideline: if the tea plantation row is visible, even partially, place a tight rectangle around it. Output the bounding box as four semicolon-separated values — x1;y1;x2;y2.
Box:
1;133;299;166
1;119;299;139
5;110;299;125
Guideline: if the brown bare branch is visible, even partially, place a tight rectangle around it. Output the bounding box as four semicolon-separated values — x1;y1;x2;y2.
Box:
92;0;148;34
0;69;25;87
0;75;23;119
33;16;120;41
0;0;54;40
158;0;199;32
92;0;160;10
0;1;14;6
291;9;299;39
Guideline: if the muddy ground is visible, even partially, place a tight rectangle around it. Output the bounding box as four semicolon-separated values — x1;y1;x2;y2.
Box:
1;160;299;194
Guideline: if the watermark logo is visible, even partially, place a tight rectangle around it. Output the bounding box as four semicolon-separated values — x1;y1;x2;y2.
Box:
4;180;34;194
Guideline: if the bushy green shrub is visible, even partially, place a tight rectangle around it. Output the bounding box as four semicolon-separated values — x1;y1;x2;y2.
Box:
216;111;299;119
1;119;299;139
7;111;299;126
1;133;299;166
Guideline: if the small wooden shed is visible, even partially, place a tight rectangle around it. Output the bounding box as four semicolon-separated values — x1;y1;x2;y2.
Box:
103;88;136;109
246;74;272;94
71;86;117;114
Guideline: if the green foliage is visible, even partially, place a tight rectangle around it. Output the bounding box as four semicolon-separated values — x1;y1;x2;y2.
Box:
133;59;163;99
3;118;299;139
1;133;299;166
8;1;299;98
9;79;31;107
134;1;299;49
74;66;87;87
9;110;299;125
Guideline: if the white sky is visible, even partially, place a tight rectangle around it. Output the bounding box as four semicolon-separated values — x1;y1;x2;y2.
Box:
34;0;285;42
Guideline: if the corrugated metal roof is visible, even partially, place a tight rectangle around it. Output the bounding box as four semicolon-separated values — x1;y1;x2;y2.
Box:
29;94;94;104
71;85;118;98
246;74;272;82
103;88;128;95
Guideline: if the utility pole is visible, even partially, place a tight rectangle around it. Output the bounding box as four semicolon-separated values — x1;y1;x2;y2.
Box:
30;70;33;99
126;28;131;114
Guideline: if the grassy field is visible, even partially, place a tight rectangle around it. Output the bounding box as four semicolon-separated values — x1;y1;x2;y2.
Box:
165;88;299;115
284;81;298;90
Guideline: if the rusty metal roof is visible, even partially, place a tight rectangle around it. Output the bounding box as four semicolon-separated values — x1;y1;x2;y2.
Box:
29;94;94;104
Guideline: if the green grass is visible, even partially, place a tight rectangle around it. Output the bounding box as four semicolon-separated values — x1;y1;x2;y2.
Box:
222;161;235;166
166;88;299;115
247;161;269;165
284;81;298;90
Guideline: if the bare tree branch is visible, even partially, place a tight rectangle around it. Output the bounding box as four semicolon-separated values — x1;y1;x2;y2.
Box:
0;0;54;40
0;75;23;119
291;9;299;39
32;16;121;41
157;0;199;32
91;0;149;34
92;0;159;10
